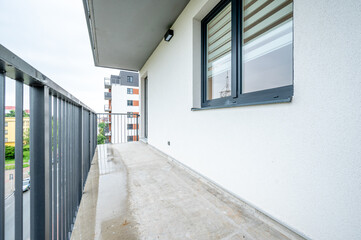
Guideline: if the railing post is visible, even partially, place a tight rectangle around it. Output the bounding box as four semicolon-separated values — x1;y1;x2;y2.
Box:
136;114;139;141
15;80;23;240
52;97;58;240
30;85;50;240
58;99;63;240
0;70;5;240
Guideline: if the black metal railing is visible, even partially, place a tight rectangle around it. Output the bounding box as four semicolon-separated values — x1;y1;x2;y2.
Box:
97;113;139;144
0;44;97;240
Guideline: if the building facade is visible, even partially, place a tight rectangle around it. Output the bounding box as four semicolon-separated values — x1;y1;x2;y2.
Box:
104;70;140;143
86;0;361;239
4;117;30;146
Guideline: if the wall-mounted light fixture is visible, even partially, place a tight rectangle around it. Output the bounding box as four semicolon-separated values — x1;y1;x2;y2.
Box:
164;29;174;42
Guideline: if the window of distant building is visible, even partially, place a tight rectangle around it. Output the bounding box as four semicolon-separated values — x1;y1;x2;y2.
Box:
127;136;133;142
127;112;133;118
127;100;133;106
127;88;133;94
201;0;293;109
127;76;133;83
127;124;133;129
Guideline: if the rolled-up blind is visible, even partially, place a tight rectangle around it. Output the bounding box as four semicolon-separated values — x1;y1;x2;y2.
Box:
243;0;293;44
207;2;232;79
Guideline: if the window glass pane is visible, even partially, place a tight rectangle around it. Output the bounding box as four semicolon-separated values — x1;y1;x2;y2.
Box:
206;2;232;100
242;0;293;93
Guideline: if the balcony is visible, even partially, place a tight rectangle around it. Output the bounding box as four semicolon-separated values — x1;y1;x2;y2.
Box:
104;92;111;100
71;143;305;240
104;104;111;112
104;77;111;89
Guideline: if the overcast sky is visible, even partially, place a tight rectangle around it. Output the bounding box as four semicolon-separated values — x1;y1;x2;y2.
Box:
0;0;120;112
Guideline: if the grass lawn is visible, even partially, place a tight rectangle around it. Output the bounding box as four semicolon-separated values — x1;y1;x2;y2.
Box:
5;164;30;170
5;145;30;169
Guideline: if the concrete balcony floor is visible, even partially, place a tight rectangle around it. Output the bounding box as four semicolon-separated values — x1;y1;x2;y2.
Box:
71;142;305;240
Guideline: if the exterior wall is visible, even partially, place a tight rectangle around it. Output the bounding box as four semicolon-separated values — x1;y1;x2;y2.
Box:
139;0;361;240
5;117;30;146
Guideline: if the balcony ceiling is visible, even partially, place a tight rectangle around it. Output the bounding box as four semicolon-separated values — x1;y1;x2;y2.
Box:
84;0;190;71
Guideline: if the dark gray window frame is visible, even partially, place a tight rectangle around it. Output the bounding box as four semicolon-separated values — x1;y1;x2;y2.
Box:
198;0;293;110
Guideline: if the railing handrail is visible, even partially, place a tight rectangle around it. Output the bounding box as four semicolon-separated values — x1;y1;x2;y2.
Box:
97;113;139;116
0;44;95;113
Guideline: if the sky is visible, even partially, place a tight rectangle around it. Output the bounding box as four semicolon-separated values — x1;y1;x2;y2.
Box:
0;0;120;112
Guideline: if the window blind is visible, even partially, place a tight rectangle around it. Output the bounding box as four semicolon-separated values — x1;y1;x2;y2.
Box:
207;2;232;79
243;0;293;44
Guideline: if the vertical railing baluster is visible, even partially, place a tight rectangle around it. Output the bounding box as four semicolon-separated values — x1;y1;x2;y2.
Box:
30;85;48;240
15;80;23;240
61;100;65;240
72;105;75;227
0;71;5;240
67;103;70;237
137;114;139;141
63;101;68;239
58;99;62;240
48;93;53;240
80;107;84;190
52;96;57;240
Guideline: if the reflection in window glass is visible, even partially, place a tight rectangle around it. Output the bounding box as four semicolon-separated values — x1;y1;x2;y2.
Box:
206;2;232;100
242;0;293;93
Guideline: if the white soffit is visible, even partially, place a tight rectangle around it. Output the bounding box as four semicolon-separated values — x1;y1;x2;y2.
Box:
84;0;190;71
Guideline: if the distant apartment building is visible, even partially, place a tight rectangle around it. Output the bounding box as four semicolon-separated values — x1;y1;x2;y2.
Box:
104;70;139;143
5;117;30;146
4;106;30;146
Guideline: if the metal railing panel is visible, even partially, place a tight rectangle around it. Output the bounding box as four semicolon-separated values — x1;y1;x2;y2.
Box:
96;113;140;145
0;45;98;240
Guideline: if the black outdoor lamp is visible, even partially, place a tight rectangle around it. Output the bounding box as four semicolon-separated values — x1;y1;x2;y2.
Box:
164;29;174;41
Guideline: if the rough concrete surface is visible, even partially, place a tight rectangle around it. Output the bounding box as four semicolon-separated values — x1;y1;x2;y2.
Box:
71;142;305;240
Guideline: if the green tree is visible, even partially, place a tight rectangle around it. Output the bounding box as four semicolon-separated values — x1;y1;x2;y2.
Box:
5;110;30;117
23;128;30;145
97;122;107;144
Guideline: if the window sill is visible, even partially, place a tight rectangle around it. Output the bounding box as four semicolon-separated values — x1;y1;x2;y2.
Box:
191;97;292;111
193;85;293;111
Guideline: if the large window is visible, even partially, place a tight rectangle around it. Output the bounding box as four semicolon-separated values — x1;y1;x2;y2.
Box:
201;0;293;108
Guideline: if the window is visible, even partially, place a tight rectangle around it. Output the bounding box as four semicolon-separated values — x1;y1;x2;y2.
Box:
127;88;133;94
5;130;8;135
127;136;133;142
5;138;8;143
127;100;133;106
127;124;133;130
127;112;133;118
201;0;293;108
5;122;8;127
127;76;133;83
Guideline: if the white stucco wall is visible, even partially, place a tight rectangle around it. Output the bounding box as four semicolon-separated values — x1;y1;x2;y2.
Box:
139;0;361;239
